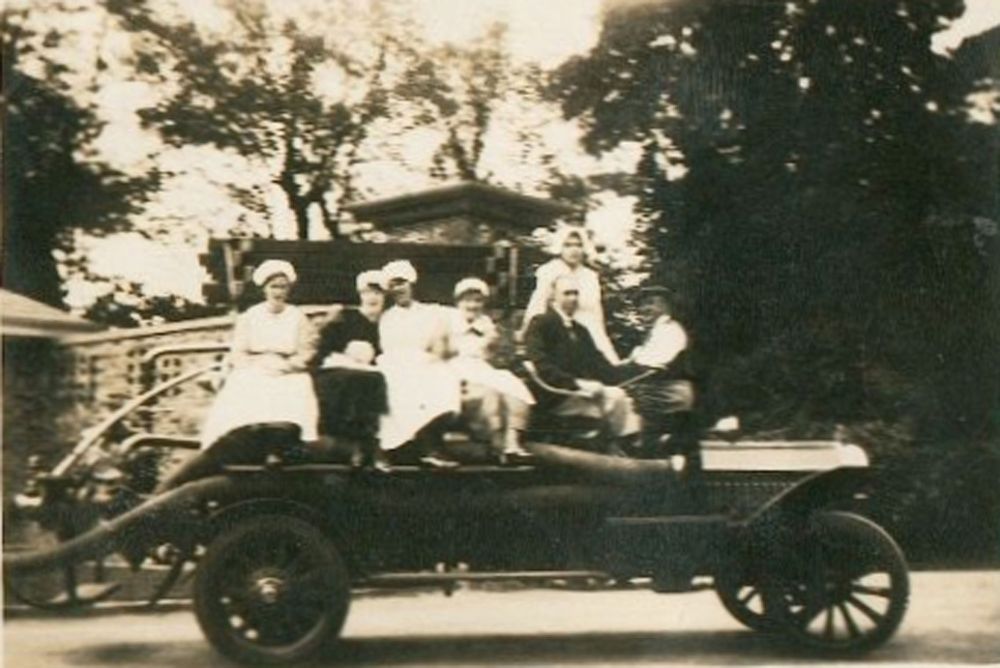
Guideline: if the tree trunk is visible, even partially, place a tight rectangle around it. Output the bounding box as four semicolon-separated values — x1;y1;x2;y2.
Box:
317;198;340;240
277;124;311;239
3;226;63;306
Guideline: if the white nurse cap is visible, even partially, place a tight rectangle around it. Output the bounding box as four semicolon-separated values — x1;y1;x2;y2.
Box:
381;260;418;285
252;259;297;287
355;270;385;292
453;277;490;299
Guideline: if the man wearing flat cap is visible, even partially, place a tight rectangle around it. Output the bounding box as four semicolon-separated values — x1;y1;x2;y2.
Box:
619;284;697;458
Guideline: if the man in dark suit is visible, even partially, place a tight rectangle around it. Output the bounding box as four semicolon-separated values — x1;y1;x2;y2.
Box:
523;274;640;441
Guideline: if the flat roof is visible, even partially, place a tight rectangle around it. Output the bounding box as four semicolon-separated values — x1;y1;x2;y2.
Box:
1;289;105;338
344;181;577;229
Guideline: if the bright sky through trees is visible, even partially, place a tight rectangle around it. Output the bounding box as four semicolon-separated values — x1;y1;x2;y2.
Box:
9;0;998;308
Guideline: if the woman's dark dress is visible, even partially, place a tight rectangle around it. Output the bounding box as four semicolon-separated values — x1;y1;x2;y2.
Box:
312;309;387;441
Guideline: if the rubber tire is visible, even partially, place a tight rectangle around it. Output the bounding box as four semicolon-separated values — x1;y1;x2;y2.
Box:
194;514;350;665
767;511;909;655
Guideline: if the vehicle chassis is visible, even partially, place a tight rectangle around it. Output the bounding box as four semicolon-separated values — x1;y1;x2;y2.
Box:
5;428;909;664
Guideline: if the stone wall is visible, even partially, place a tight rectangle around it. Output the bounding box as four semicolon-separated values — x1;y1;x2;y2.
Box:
2;338;76;502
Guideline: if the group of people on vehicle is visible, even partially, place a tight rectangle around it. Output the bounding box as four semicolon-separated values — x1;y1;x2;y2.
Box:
198;227;695;471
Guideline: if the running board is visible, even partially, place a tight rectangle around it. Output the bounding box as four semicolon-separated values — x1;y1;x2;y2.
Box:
362;570;610;587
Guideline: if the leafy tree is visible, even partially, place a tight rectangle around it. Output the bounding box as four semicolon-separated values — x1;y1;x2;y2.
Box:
554;0;998;444
106;0;417;240
397;23;513;182
2;7;159;306
396;22;594;203
83;278;224;327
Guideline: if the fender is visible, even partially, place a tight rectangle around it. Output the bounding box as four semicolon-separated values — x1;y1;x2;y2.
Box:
741;465;872;529
3;472;350;577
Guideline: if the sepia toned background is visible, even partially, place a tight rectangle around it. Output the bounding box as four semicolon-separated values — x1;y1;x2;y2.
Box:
3;0;999;604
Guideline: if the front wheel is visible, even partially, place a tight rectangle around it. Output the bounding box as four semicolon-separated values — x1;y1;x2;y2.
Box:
766;511;909;654
194;514;350;665
715;568;779;632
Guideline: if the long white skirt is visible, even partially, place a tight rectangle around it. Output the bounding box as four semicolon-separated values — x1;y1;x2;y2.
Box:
449;358;536;406
200;367;319;448
377;353;461;450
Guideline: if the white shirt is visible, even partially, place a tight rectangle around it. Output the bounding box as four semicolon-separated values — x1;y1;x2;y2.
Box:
630;316;687;368
446;309;497;360
379;301;448;362
230;303;316;372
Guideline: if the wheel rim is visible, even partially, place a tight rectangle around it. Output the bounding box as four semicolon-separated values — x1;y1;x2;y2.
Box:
211;528;334;651
716;569;777;632
781;567;897;645
730;582;770;622
770;513;907;652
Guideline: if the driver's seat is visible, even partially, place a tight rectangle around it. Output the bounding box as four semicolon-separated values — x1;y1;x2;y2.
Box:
520;361;605;451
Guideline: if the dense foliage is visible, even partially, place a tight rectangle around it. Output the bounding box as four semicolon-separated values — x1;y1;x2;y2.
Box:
105;1;579;241
555;0;997;441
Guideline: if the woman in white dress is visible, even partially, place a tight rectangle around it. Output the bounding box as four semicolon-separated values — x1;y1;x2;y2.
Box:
447;278;534;463
376;260;461;467
199;260;319;448
521;226;620;364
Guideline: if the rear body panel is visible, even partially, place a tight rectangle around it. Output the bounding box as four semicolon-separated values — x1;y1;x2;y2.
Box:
211;440;868;580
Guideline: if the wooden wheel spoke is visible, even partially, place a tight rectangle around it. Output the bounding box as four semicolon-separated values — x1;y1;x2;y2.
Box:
823;608;835;639
276;543;300;571
738;587;758;605
795;597;826;629
222;586;254;611
852;583;892;598
284;603;320;636
836;602;862;638
252;611;284;645
282;550;313;577
847;594;885;624
236;605;264;634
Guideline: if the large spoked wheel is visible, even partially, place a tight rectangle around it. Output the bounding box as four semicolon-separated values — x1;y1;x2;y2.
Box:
194;514;350;665
715;567;779;632
766;511;909;654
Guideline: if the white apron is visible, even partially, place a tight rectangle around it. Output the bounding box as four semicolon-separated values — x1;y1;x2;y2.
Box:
200;304;318;448
377;303;461;450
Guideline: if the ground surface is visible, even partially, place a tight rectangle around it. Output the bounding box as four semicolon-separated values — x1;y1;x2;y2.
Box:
4;571;999;667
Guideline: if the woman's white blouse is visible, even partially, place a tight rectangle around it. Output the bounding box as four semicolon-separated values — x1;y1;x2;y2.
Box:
199;302;318;447
231;302;315;368
447;309;497;360
379;302;448;360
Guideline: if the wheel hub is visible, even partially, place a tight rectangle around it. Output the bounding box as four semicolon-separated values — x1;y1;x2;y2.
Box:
253;576;286;605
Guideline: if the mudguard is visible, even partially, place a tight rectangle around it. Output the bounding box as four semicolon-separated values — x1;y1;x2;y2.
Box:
741;465;872;528
3;473;349;577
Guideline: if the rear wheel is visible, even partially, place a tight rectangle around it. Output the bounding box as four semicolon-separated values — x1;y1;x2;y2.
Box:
766;511;908;654
194;514;350;665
